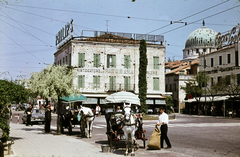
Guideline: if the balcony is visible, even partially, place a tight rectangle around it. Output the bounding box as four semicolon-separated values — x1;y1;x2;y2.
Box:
105;83;135;92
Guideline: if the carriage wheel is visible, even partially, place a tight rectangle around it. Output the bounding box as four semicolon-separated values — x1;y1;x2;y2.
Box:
68;121;72;135
143;132;146;148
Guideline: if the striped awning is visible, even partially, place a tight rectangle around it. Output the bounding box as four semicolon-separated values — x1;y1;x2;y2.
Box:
105;91;140;106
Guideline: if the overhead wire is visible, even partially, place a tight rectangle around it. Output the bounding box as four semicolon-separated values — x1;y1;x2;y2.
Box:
0;29;48;65
147;0;231;34
161;4;240;35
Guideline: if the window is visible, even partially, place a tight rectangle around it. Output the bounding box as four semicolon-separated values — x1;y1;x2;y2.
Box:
210;58;214;67
237;74;240;85
174;83;177;91
124;76;130;90
78;53;85;67
109;76;116;90
124;55;130;69
78;75;85;88
93;76;100;88
170;84;172;92
69;54;71;66
218;76;222;83
66;56;68;65
219;56;222;66
225;75;230;85
153;77;159;90
227;53;231;64
93;54;100;67
107;54;116;68
153;56;159;69
211;77;214;86
165;84;168;92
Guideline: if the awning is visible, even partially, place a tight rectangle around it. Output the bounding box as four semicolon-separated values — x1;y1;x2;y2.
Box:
183;95;230;103
105;91;140;106
60;94;87;103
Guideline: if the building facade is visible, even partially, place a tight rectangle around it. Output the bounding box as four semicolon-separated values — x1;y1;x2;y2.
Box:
198;25;240;117
54;32;166;112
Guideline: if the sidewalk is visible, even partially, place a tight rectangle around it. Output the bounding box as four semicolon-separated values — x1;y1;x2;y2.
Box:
6;115;192;157
6;123;115;157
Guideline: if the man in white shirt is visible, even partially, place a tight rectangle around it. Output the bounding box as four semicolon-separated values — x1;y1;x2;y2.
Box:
157;107;172;149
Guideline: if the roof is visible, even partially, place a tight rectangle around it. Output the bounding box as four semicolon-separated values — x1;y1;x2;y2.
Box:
165;59;199;75
185;26;217;49
76;33;164;45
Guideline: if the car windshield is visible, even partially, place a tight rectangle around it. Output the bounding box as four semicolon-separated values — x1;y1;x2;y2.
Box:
32;109;45;114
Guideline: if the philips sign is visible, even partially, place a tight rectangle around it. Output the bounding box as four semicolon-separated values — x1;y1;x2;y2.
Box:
56;19;74;47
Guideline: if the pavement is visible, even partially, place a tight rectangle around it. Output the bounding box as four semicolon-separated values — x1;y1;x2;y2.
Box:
4;113;193;157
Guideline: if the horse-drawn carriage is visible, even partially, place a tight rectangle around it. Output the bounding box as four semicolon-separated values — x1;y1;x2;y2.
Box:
105;91;147;156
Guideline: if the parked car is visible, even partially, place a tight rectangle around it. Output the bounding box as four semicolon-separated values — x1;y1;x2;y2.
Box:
22;108;45;124
147;109;153;114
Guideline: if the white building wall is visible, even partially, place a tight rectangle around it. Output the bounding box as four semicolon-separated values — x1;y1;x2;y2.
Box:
54;40;165;95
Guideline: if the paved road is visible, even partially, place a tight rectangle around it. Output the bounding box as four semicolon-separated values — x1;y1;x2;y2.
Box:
11;111;240;157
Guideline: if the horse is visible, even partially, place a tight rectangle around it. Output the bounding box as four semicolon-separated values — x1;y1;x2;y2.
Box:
122;103;138;156
79;106;95;138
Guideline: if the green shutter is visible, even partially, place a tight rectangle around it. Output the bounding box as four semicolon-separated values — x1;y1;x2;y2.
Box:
97;54;100;67
107;54;110;68
78;75;85;88
153;78;159;90
109;76;116;90
93;76;100;88
124;55;130;69
124;77;130;90
112;55;116;68
94;54;96;67
154;57;159;69
78;53;85;67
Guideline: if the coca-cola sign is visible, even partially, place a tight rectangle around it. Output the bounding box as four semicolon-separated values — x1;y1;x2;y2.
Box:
215;26;240;49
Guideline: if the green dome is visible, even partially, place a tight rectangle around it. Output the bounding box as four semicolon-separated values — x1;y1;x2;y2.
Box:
185;26;217;49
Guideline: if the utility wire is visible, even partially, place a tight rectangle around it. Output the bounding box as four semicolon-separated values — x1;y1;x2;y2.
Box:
161;4;240;35
0;14;55;36
2;6;94;30
0;3;169;22
0;10;54;47
0;29;47;65
147;0;230;34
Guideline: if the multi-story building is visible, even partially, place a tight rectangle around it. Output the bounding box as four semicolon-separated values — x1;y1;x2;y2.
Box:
54;28;166;112
198;25;240;117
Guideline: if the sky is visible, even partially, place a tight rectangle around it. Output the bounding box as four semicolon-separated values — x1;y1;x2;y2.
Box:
0;0;239;81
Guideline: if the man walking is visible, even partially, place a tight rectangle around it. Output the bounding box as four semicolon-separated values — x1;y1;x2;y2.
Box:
26;105;32;126
45;105;51;133
157;107;172;149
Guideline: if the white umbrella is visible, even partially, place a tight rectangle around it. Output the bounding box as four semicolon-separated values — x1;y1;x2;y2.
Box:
105;91;140;106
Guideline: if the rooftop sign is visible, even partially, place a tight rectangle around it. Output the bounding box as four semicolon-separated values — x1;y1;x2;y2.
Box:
215;26;240;49
56;19;74;47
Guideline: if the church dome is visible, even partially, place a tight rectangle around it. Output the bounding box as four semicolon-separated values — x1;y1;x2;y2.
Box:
185;26;217;49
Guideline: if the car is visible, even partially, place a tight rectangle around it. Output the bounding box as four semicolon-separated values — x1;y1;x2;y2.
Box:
22;108;45;124
147;109;153;114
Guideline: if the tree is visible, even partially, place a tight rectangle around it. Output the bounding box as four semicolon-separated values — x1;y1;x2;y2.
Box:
138;39;148;113
221;73;240;118
0;79;29;142
26;64;80;134
165;96;174;114
181;72;209;115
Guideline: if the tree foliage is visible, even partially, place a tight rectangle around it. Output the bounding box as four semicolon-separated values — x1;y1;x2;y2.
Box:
26;64;80;134
165;96;174;114
0;79;28;142
138;39;148;113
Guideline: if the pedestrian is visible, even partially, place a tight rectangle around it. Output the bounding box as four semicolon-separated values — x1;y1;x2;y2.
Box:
26;105;33;126
45;105;51;133
157;107;172;149
95;105;101;117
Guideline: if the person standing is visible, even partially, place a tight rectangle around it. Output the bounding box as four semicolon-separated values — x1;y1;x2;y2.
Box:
157;107;172;149
95;105;101;117
26;105;32;126
45;105;51;133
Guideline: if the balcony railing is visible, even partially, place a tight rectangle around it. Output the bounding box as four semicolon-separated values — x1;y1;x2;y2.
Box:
105;83;135;92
